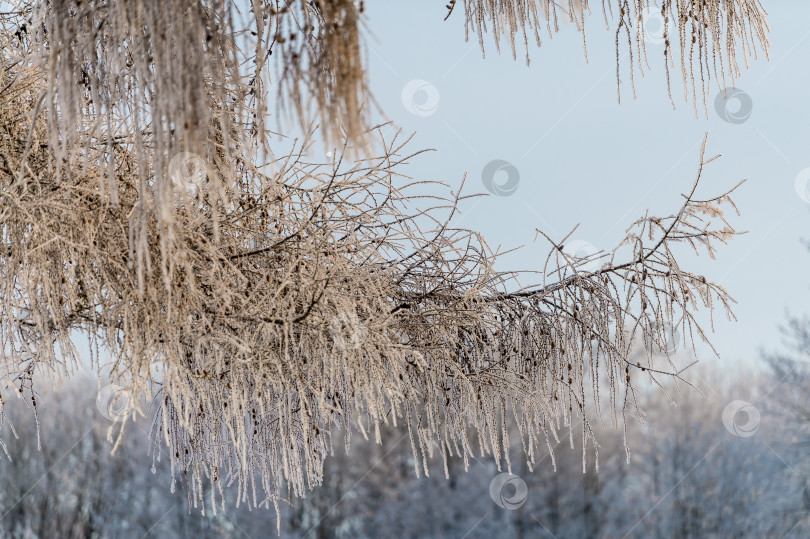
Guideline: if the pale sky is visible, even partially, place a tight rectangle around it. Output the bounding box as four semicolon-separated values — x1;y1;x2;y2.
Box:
360;1;810;369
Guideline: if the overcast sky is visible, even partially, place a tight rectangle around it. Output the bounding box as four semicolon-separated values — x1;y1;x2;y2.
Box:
357;1;810;372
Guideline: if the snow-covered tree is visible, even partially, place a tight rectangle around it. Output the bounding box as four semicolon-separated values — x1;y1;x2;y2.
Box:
0;0;768;522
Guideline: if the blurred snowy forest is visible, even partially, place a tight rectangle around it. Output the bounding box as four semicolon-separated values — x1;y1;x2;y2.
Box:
2;326;810;538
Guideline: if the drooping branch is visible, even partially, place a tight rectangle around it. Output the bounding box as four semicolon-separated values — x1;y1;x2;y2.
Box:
7;0;769;236
0;47;742;518
456;0;770;111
